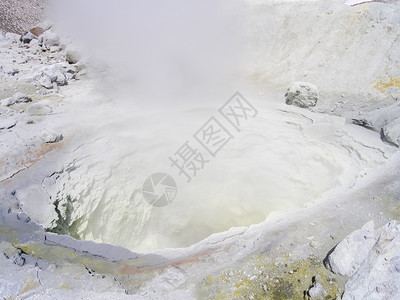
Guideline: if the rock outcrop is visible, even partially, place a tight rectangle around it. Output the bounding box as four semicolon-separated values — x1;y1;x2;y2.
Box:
326;221;400;299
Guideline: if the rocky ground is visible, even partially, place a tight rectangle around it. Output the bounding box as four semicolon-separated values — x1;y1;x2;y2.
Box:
0;0;400;299
0;0;46;35
0;25;85;183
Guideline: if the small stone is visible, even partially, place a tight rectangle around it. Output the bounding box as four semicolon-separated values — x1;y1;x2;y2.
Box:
17;212;31;223
21;32;37;44
39;75;53;89
29;39;39;48
262;284;268;292
41;130;63;143
307;282;327;300
65;47;80;64
339;221;400;299
49;46;60;53
38;31;60;49
14;92;32;102
0;119;17;129
1;66;19;76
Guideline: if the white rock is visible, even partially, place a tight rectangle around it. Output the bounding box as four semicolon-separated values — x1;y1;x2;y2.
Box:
2;92;32;106
1;93;33;106
359;102;400;147
308;282;327;300
285;82;319;108
1;242;25;267
5;33;21;44
41;130;63;143
39;75;53;89
1;97;14;106
13;92;32;103
65;72;76;81
381;121;400;148
0;119;17;130
325;221;377;277
65;46;80;64
29;39;39;48
38;31;60;50
30;63;76;88
54;71;67;86
49;46;61;53
62;63;77;74
0;66;19;76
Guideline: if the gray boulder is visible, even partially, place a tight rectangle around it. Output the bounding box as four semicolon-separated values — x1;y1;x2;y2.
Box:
285;82;319;108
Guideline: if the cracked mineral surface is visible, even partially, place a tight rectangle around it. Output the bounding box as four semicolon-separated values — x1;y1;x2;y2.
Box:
1;0;400;299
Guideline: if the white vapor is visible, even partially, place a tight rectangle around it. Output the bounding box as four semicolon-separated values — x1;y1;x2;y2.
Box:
49;0;245;106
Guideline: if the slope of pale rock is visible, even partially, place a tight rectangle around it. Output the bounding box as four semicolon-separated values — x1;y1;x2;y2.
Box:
246;0;400;116
0;0;400;298
0;0;47;35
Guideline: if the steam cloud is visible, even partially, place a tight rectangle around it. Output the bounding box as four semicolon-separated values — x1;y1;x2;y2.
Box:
49;0;244;106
